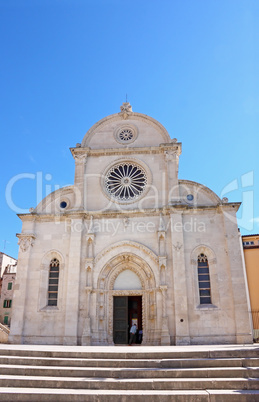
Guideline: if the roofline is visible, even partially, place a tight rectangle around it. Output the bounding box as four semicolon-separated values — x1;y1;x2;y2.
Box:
0;252;17;261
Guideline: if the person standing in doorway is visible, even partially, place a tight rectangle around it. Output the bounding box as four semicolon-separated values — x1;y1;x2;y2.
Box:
129;323;137;345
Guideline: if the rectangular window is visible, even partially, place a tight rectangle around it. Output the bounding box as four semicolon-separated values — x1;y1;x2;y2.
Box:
3;300;12;308
3;316;8;325
7;283;12;290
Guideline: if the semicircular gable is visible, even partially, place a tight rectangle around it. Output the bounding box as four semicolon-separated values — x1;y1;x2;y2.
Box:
179;180;221;207
81;112;171;148
34;185;77;214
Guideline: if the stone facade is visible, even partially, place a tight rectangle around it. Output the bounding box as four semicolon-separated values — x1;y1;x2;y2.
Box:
9;104;253;346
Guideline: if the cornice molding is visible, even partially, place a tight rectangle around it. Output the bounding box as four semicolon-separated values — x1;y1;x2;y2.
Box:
17;203;233;222
70;143;181;158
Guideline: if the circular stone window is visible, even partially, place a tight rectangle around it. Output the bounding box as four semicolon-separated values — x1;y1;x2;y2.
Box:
105;162;147;201
114;125;137;144
119;128;134;142
60;201;67;209
186;194;194;201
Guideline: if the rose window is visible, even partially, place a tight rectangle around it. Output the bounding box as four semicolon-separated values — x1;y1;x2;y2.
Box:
105;163;147;201
118;129;134;142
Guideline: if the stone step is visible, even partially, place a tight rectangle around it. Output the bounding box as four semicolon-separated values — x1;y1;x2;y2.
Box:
0;345;258;400
0;364;258;379
0;375;258;390
2;345;259;360
0;355;258;368
0;388;259;402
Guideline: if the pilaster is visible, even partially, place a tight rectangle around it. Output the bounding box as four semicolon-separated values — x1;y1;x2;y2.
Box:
9;233;36;344
63;217;83;345
170;213;190;345
164;144;181;203
70;147;88;210
221;207;253;343
82;216;95;345
157;214;170;345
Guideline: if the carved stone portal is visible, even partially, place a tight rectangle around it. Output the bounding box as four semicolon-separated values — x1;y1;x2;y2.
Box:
94;252;160;346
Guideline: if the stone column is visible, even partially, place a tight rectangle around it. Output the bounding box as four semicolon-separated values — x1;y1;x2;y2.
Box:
63;217;83;345
222;206;253;343
170;213;190;345
9;233;36;344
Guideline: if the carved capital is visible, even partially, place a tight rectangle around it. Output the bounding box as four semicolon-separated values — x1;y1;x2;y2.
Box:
74;153;88;164
17;233;36;252
164;150;178;162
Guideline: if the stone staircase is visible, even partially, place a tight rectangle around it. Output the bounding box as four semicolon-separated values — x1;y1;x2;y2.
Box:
0;344;258;401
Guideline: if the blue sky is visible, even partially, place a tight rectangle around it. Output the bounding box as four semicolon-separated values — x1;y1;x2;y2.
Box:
1;0;258;259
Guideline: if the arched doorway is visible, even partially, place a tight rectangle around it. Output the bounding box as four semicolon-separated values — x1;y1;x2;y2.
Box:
96;252;157;345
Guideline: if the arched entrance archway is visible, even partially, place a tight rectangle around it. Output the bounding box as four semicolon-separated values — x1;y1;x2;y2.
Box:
96;252;157;345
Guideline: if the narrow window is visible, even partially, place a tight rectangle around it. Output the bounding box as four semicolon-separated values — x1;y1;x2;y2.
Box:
4;316;8;325
7;282;12;290
48;258;59;306
197;254;211;304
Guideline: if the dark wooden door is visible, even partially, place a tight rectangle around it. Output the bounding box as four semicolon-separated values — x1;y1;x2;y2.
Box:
113;296;128;344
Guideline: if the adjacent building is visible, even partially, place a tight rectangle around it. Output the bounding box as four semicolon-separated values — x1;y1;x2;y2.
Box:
242;234;259;341
9;103;253;346
0;263;17;326
0;252;17;278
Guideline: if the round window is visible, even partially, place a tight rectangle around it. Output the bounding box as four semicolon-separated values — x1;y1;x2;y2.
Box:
114;125;137;144
105;162;147;201
119;128;134;142
60;201;67;209
186;194;194;201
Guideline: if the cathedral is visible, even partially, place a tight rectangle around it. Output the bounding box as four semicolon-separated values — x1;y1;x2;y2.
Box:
9;103;252;346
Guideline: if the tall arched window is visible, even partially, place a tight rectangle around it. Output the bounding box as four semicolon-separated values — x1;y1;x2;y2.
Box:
48;258;59;306
197;254;211;304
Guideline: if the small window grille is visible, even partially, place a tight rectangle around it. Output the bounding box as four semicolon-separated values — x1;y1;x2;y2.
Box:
48;258;59;306
197;254;211;304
